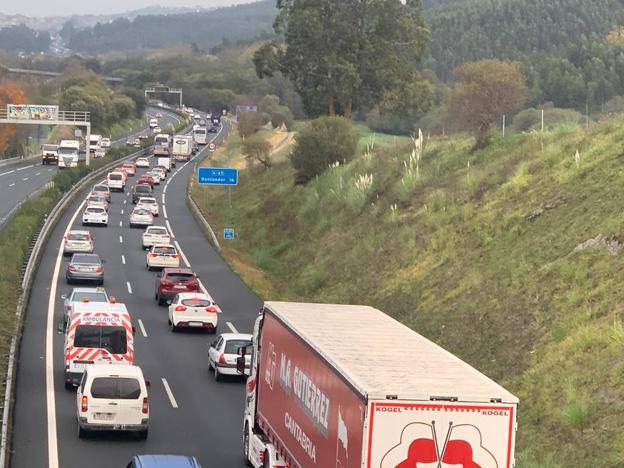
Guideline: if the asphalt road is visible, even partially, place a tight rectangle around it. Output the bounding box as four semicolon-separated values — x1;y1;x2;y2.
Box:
0;108;182;229
11;119;262;467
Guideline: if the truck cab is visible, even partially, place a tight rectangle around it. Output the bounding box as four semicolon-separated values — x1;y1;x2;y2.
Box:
89;134;102;154
58;140;80;168
41;144;59;165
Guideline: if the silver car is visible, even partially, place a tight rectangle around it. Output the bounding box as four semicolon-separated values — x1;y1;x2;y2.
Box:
129;208;154;228
66;254;104;285
63;230;94;255
91;184;110;203
61;287;109;327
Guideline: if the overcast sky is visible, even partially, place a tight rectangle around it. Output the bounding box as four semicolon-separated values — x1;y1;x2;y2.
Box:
1;0;257;17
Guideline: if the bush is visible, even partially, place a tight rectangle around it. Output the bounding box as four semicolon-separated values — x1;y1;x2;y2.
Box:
238;110;264;138
511;107;583;132
243;135;272;168
289;116;358;183
270;107;294;130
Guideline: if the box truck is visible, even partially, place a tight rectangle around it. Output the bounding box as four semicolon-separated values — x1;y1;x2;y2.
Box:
172;135;193;162
58;140;80;168
88;134;102;154
41;144;59;165
239;302;518;468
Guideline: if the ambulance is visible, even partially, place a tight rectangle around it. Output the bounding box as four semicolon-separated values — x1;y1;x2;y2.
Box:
64;302;135;389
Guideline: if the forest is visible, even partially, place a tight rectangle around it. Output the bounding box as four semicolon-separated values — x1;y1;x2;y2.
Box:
0;24;50;53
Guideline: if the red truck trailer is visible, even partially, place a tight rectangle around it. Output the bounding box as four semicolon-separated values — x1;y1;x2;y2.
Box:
240;302;518;468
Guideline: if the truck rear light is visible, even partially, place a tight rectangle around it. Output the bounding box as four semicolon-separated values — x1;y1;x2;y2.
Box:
259;452;265;463
219;354;226;364
175;305;186;312
206;307;217;313
81;396;88;413
142;397;149;414
66;305;72;311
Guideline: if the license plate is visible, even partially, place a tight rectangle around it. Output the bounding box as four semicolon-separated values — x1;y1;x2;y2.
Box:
94;413;114;420
189;322;203;327
174;285;186;289
72;362;87;369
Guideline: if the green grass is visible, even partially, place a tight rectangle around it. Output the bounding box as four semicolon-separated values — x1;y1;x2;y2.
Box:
194;119;624;466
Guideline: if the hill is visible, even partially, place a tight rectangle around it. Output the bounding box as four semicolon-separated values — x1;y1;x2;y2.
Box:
195;118;624;466
65;1;276;53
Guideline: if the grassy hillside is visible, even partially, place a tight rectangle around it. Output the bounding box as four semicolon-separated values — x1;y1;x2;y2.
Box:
196;119;624;466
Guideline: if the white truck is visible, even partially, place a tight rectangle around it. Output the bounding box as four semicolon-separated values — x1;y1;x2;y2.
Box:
172;135;193;162
58;140;80;168
153;134;171;157
41;144;59;165
149;118;158;129
157;157;171;172
88;134;102;154
238;302;519;468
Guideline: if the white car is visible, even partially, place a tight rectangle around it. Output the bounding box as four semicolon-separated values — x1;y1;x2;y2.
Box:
63;230;94;255
152;126;162;134
142;226;170;249
168;293;219;333
86;194;108;211
136;157;150;168
100;138;111;148
76;364;149;439
61;286;109;328
147;170;162;184
136;197;159;217
146;244;179;270
152;167;167;180
129;208;154;228
94;147;106;158
82;206;108;226
208;333;252;381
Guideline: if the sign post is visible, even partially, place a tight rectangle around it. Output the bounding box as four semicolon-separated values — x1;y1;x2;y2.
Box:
224;228;235;240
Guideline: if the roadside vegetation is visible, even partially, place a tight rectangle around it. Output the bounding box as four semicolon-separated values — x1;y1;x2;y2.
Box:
195;115;624;466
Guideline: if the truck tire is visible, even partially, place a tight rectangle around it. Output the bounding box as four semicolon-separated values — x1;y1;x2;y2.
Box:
243;424;252;466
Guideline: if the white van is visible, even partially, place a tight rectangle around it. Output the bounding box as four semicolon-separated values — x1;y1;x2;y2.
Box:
107;171;126;192
193;126;207;145
76;364;149;439
154;134;171;156
149;118;158;129
89;134;102;154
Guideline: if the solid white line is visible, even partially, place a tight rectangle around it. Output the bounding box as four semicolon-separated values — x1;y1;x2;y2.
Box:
121;255;126;265
127;281;133;294
46;198;86;468
119;235;123;243
174;241;190;268
161;194;165;204
226;322;238;333
9;183;14;187
161;378;179;409
138;319;148;337
165;220;174;236
162;205;168;218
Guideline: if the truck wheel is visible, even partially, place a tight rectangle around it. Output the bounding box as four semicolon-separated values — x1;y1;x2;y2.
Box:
138;428;148;440
243;424;252;466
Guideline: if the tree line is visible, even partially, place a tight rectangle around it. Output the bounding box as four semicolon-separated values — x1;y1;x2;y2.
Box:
0;25;50;53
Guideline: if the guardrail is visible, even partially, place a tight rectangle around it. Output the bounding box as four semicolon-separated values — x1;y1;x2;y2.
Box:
0;145;151;468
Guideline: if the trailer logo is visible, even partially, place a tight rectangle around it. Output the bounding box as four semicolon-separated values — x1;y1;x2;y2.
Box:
380;422;498;468
264;342;277;391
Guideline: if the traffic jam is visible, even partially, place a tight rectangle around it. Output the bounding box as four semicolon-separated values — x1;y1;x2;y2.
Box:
60;114;252;447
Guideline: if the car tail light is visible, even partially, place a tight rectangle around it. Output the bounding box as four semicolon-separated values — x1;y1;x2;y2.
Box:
95;266;103;273
65;305;72;311
172;254;179;259
142;397;149;414
259;452;265;463
219;354;226;364
149;253;157;258
68;266;77;272
175;305;186;312
206;306;217;313
162;280;174;288
81;396;88;413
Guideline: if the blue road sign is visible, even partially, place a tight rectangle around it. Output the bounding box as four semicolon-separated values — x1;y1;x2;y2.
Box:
224;228;235;240
197;167;238;186
235;105;258;122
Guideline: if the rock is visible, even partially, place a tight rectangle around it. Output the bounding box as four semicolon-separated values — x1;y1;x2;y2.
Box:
527;209;543;221
573;234;621;256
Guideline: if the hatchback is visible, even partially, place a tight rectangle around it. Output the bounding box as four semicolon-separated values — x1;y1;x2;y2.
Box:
63;230;94;255
208;333;252;381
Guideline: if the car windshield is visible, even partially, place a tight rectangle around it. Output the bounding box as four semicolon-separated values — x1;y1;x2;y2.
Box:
70;292;107;302
42;144;57;151
155;137;168;144
90;377;140;399
58;148;77;156
166;272;194;281
72;254;100;265
181;298;211;307
195;129;206;135
154;246;176;255
68;232;90;241
148;228;167;236
73;325;127;354
224;339;252;355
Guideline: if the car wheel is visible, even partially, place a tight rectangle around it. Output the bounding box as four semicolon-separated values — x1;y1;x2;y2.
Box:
64;381;73;390
157;294;165;306
66;276;72;285
243;423;252;466
214;365;222;382
146;264;151;271
78;426;89;439
138;428;148;440
170;321;177;332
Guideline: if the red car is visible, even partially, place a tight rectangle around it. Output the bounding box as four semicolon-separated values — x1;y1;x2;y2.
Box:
137;174;155;188
155;268;200;306
122;162;137;176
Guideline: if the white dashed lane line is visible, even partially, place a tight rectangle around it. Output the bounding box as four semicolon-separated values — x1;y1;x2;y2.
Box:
9;183;14;187
161;378;179;409
121;255;126;265
226;322;238;333
119;221;122;227
126;281;133;294
22;177;28;181
138;319;148;338
119;235;123;244
0;170;15;177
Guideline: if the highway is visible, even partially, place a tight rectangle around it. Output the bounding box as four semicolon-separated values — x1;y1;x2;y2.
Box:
0;108;182;229
11;120;261;467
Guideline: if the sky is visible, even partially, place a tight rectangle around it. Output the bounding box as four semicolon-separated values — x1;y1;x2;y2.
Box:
0;0;256;17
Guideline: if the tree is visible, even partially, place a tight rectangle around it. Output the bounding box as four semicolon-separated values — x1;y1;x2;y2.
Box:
254;0;429;117
243;135;272;169
0;83;27;155
449;59;527;147
238;111;264;138
289;116;358;183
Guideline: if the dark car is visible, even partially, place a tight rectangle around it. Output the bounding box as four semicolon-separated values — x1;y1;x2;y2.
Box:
127;455;202;468
132;183;153;204
66;253;104;285
155;268;200;306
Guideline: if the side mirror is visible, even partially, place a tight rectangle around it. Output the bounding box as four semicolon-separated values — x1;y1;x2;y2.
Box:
145;380;151;388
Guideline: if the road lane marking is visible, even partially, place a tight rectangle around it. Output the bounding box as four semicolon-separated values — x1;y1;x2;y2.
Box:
161;378;179;409
165;220;174;236
138;319;148;337
119;235;123;243
161;194;165;204
119;220;122;227
122;255;126;265
0;170;15;177
36;172;41;176
16;164;34;171
124;199;127;204
22;177;28;181
162;205;168;218
120;209;124;215
9;183;14;187
46;198;86;468
174;241;190;268
127;281;133;294
226;322;238;333
48;168;53;172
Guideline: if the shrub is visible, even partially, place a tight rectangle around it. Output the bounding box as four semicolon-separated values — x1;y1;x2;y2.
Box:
289;116;358;183
238;110;264;138
270;107;294;130
243;135;272;168
511;107;583;132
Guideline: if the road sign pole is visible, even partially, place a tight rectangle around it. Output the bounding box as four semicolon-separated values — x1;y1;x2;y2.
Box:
85;124;91;167
228;186;232;209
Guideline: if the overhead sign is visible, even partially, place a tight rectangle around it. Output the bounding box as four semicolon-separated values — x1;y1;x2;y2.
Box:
7;104;58;121
235;104;258;122
197;167;238;186
224;228;235;240
208;142;216;152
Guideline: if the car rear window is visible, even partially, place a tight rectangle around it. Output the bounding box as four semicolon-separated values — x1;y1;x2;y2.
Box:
140;198;156;204
43;145;57;151
135;185;151;193
109;174;122;180
166;273;194;281
93;186;107;192
68;232;90;241
181;298;211;307
74;325;127;354
86;207;105;214
154;246;176;255
134;209;151;216
225;339;252;355
90;377;141;399
72;254;100;264
72;292;107;303
147;228;167;236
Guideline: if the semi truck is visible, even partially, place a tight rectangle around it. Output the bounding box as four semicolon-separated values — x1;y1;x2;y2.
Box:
172;135;193;162
57;140;80;168
239;302;519;468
